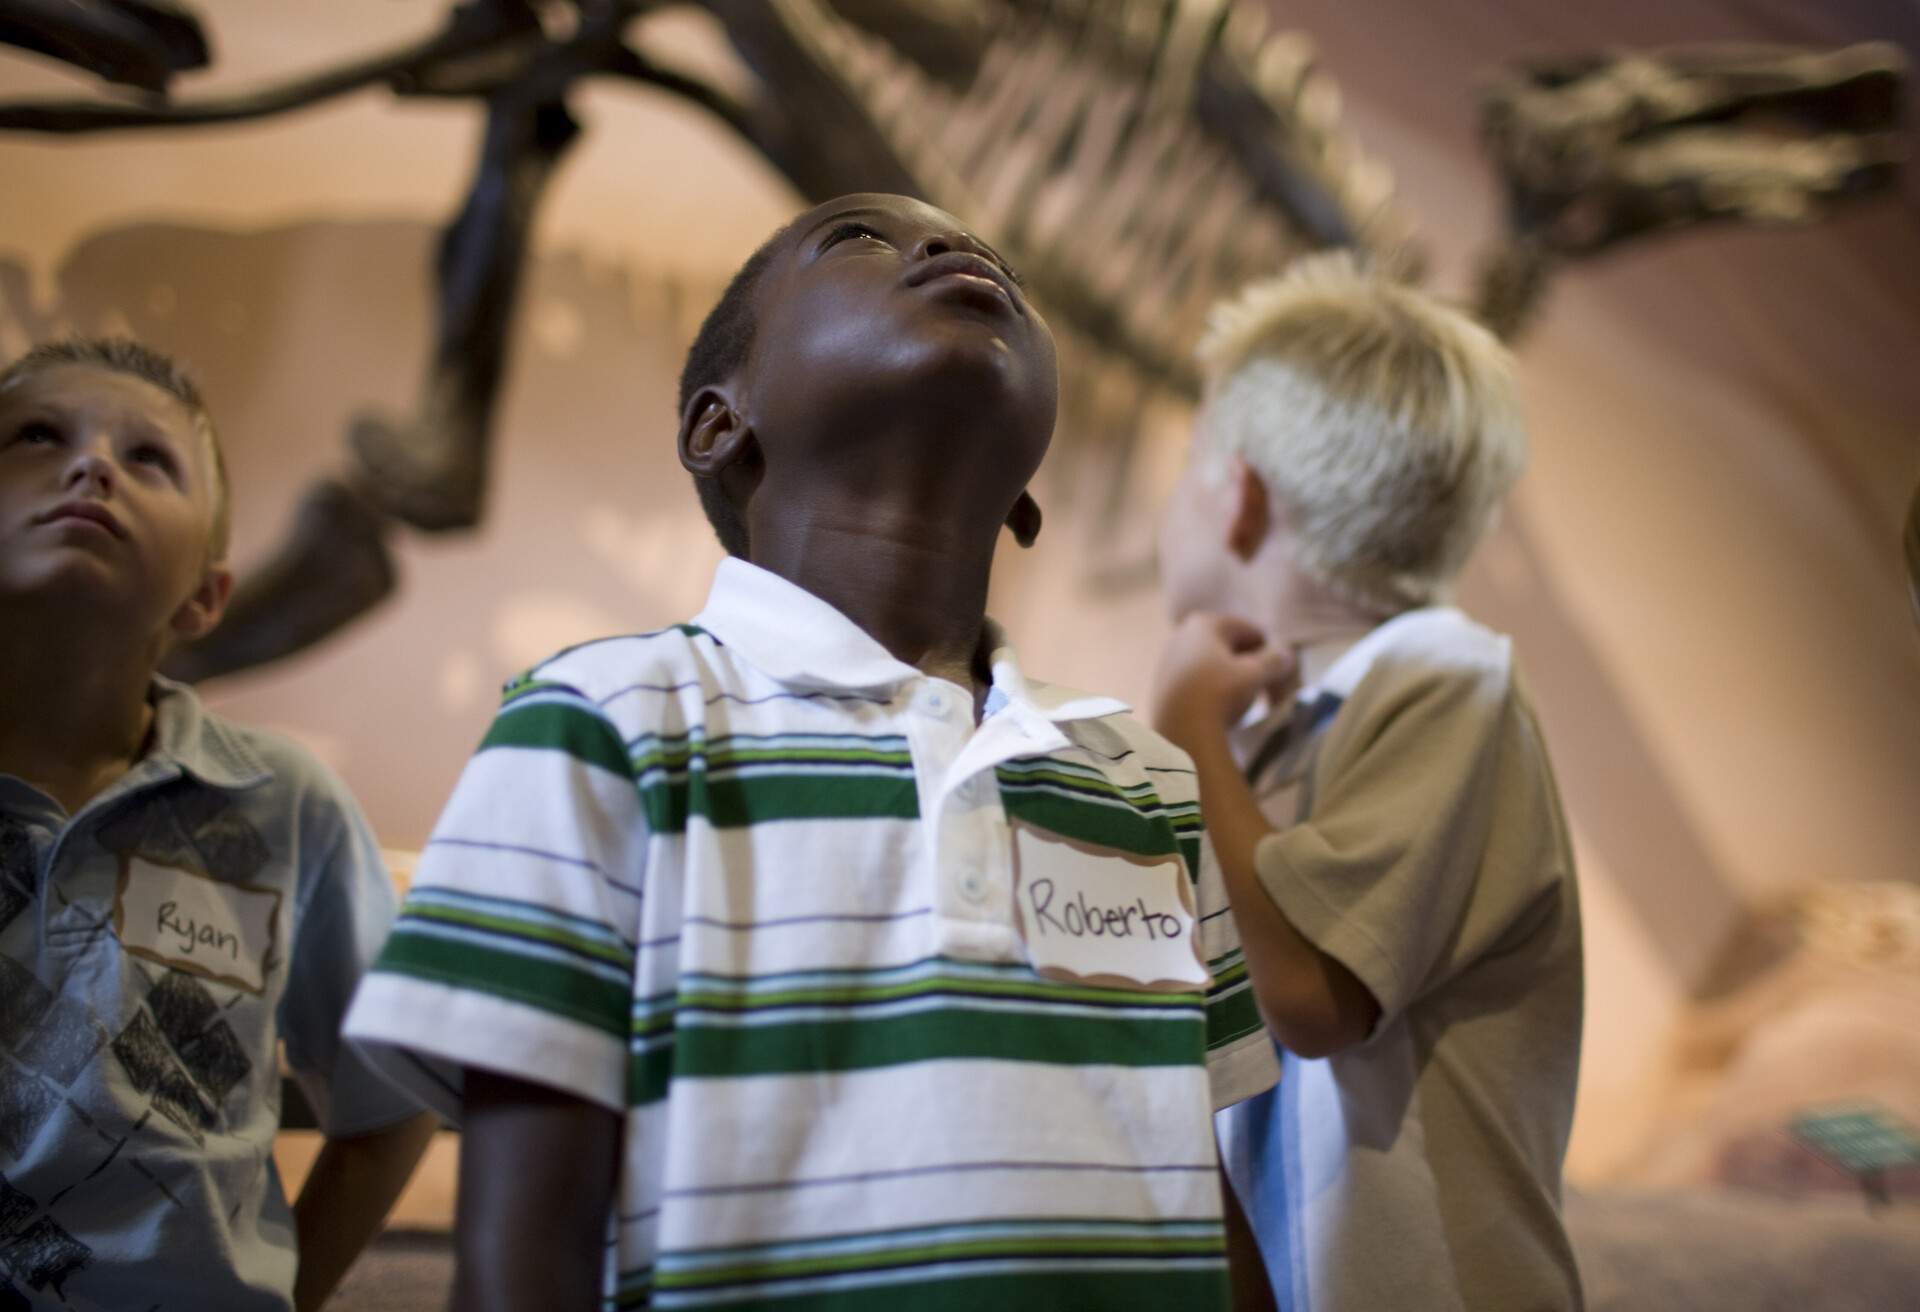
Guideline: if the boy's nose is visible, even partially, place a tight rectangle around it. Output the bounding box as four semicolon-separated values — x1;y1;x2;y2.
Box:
63;447;115;498
908;229;992;264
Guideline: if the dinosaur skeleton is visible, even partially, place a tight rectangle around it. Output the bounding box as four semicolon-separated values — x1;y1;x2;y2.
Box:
0;1;1904;679
1476;42;1905;339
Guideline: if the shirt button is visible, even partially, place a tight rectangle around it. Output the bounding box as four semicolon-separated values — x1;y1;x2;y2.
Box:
958;868;988;903
919;685;952;718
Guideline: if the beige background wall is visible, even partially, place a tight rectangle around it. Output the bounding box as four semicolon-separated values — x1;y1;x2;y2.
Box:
4;0;1917;1181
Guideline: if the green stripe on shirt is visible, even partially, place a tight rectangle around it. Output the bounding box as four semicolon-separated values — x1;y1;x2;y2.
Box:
1203;952;1266;1050
997;781;1182;865
644;1265;1230;1311
481;696;631;778
375;920;630;1039
671;958;1199;1014
657;1216;1224;1292
637;771;920;832
669;1002;1204;1080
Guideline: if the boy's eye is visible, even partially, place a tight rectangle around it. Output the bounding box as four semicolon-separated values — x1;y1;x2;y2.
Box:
131;443;180;477
821;222;891;252
10;420;61;446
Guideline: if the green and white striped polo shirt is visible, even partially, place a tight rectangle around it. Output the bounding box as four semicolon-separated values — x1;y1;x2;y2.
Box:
346;559;1277;1311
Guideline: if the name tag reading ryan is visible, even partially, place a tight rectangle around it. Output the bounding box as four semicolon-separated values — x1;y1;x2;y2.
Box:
114;857;281;995
1010;822;1211;992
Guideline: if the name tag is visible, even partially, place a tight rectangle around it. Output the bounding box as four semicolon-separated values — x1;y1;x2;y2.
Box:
113;857;281;995
1010;823;1210;992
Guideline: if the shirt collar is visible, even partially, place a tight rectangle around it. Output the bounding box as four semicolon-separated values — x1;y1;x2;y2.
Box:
0;680;271;820
694;558;920;694
1295;629;1374;696
982;628;1130;725
1234;613;1421;741
1309;606;1460;702
146;676;274;791
693;558;1128;725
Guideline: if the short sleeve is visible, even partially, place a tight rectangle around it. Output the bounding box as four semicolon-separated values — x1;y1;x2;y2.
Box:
1193;831;1282;1110
1254;654;1562;1032
279;767;427;1138
342;679;647;1122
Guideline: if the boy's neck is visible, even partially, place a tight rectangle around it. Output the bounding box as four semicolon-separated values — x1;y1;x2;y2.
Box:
749;500;999;701
1294;631;1372;689
0;600;162;814
1237;560;1392;679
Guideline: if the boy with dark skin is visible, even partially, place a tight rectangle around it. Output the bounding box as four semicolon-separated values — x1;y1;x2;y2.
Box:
0;342;437;1311
679;192;1053;708
467;193;1059;1304
349;193;1279;1310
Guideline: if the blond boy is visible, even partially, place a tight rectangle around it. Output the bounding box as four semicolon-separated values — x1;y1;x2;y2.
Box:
1152;256;1585;1310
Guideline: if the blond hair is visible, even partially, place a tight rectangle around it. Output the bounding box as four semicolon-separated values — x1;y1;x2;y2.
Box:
1196;252;1524;614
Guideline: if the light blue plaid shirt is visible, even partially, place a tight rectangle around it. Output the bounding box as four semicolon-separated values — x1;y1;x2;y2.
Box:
0;678;421;1310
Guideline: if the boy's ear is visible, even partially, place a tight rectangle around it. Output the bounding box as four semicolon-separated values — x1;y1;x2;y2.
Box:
1006;490;1043;548
1225;456;1270;561
678;385;756;479
169;565;234;643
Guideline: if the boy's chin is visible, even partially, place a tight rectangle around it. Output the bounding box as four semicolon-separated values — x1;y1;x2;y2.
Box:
2;553;129;603
880;322;1054;415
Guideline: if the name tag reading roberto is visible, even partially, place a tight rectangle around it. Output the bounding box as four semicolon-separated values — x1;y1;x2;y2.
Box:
1010;822;1211;992
114;857;281;995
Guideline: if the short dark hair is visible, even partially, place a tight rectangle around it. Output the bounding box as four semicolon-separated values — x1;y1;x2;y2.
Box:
677;222;797;558
0;336;231;557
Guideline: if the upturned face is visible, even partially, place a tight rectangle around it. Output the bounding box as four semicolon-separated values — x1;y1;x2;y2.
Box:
741;192;1059;509
0;363;227;641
